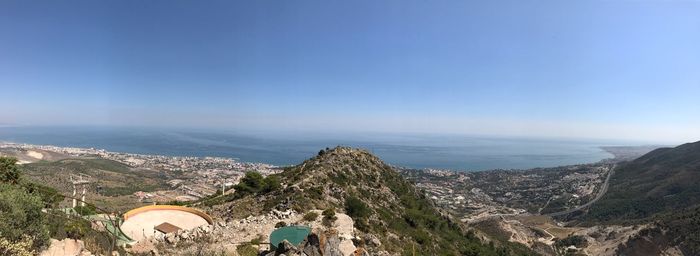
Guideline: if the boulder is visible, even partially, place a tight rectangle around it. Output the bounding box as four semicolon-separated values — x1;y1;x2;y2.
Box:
353;248;371;256
165;233;179;244
321;230;343;256
275;240;300;255
301;234;322;256
364;234;381;247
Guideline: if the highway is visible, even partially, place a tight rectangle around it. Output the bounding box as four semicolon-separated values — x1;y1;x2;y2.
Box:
546;164;616;217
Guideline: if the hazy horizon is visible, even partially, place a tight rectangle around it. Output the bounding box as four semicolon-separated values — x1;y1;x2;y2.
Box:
1;1;699;143
0;125;633;171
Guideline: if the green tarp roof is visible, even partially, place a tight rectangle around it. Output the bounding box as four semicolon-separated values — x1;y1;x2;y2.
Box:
269;225;311;249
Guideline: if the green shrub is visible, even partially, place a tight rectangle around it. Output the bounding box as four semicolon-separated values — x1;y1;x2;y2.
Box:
0;183;49;250
303;212;319;222
345;196;371;219
64;220;91;239
21;181;64;207
74;205;97;216
0;157;21;185
322;207;337;227
555;235;588;248
236;244;258;256
234;171;281;196
322;207;336;218
250;235;264;245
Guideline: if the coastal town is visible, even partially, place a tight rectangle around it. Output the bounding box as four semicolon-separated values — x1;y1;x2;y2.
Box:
0;142;280;203
401;163;613;222
400;145;659;225
1;141;646;215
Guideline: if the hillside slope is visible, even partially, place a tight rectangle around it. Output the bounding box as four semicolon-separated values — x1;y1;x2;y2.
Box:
586;140;700;223
22;158;170;211
208;147;531;255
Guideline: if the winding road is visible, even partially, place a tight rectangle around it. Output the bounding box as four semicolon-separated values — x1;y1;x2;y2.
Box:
546;164;616;217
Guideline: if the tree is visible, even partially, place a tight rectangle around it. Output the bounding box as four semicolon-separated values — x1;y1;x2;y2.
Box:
234;171;280;195
262;175;281;193
234;171;265;194
0;183;50;251
345;196;370;219
0;157;21;184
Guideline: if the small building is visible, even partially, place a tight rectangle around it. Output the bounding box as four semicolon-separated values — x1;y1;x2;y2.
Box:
154;222;182;234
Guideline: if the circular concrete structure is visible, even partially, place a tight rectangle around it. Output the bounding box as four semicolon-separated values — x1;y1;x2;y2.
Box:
120;205;213;242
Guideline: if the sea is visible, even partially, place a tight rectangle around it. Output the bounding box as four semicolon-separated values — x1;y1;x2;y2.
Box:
0;126;627;171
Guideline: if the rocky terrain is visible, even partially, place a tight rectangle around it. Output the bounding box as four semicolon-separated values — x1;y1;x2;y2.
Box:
195;146;529;255
6;142;694;256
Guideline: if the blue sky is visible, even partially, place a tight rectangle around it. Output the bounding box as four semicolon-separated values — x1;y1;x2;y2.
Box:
1;0;698;143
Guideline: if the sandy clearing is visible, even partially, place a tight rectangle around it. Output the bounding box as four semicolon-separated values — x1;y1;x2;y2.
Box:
27;150;44;160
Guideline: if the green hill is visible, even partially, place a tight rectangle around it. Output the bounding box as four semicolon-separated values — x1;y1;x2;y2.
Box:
586;140;700;223
23;158;169;196
207;147;533;255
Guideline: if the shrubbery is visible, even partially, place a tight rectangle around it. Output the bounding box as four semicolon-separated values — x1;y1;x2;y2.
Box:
322;207;337;227
236;244;258;256
0;183;50;250
234;171;281;195
345;196;370;218
303;211;319;222
0;235;34;256
555;235;588;248
0;157;21;184
74;205;97;216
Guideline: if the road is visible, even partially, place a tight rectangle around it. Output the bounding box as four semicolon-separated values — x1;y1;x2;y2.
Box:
546;164;616;217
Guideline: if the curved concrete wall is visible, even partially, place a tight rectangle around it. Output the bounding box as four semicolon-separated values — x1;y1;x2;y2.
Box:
123;205;213;224
121;205;214;242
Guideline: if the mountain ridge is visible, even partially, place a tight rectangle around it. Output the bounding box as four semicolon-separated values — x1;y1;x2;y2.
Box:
208;146;533;255
586;140;700;223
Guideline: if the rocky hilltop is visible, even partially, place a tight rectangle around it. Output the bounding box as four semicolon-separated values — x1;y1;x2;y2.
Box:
205;146;525;255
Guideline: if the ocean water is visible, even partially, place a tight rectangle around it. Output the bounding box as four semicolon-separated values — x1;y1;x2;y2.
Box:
0;126;617;171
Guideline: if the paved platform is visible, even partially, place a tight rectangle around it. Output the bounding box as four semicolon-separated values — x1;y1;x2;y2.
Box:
120;205;211;242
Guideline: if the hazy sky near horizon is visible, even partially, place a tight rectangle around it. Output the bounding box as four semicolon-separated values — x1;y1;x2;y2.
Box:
1;0;699;143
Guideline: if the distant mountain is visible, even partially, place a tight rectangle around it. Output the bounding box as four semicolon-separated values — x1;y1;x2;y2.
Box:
586;140;700;222
208;147;532;255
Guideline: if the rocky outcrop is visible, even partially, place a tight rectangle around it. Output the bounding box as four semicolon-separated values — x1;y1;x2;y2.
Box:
265;229;363;256
40;239;92;256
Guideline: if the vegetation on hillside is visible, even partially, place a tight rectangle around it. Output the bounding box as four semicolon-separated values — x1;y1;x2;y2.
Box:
586;141;700;223
209;147;533;255
0;156;119;255
0;157;57;252
581;141;700;254
612;205;700;255
22;158;170;197
0;182;50;250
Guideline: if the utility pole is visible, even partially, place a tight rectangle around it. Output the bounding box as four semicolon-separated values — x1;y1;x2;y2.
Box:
70;173;93;208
